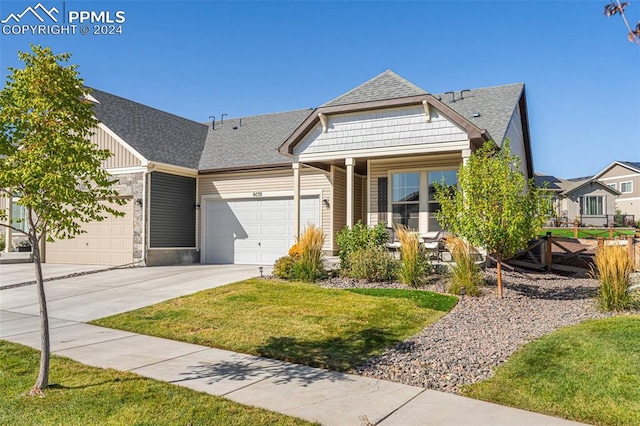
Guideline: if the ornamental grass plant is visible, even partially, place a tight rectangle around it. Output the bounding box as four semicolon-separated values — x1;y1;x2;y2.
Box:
292;224;326;282
590;244;634;311
396;226;430;287
444;235;483;296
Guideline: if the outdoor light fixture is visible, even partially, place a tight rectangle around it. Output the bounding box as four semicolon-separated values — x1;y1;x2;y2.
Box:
259;266;264;278
322;198;330;208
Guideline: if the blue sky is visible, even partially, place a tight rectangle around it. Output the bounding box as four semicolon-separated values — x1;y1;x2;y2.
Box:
1;0;638;178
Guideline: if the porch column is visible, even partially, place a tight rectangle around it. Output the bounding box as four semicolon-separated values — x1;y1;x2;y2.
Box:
346;157;355;228
462;149;472;165
4;199;12;253
293;162;301;238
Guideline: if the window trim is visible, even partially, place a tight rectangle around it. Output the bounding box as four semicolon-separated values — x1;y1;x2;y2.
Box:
607;182;617;190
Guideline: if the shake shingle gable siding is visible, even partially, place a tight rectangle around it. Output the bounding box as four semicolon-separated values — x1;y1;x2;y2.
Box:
89;88;208;170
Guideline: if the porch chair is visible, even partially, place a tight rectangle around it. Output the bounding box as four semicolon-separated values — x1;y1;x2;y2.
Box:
422;230;445;261
384;227;402;252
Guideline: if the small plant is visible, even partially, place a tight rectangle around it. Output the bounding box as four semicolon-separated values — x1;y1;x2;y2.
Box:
444;236;483;296
590;244;633;311
0;230;5;252
396;226;430;287
336;221;388;270
273;256;296;280
293;224;326;282
347;246;398;282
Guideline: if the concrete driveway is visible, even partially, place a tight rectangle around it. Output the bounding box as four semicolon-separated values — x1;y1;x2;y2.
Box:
0;264;265;322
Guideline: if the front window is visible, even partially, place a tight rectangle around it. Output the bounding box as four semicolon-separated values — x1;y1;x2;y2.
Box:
621;181;632;193
608;183;617;190
428;170;457;231
582;196;603;216
391;172;419;230
11;199;29;233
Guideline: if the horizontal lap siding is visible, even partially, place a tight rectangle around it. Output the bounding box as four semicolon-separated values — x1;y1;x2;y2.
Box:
197;169;332;251
369;153;462;226
93;126;141;169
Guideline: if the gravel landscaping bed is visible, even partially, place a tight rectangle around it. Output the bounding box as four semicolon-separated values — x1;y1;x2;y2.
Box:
321;268;612;394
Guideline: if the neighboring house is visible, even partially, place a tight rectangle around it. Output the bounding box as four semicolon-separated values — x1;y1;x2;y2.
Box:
535;173;620;226
1;70;534;266
593;161;640;224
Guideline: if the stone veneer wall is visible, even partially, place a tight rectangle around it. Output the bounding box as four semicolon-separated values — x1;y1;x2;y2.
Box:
112;172;144;264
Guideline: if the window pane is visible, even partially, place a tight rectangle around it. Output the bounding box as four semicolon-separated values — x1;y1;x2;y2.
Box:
428;170;457;201
428;170;457;186
11;203;28;233
583;196;603;215
392;173;420;202
392;203;419;230
621;182;632;193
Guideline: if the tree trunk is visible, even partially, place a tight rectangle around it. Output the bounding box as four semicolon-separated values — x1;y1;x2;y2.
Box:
496;258;503;298
31;239;50;395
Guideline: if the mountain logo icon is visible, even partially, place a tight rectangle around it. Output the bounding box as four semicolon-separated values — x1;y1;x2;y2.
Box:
1;3;59;24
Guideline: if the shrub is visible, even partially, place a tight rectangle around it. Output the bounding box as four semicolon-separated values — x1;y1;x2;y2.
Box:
444;236;483;296
590;244;633;311
336;221;388;269
0;230;4;252
396;226;430;287
273;256;295;280
294;224;326;282
288;243;301;259
347;246;398;282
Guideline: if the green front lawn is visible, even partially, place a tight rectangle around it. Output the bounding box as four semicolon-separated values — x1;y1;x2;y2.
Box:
92;279;455;371
0;341;314;426
462;316;640;426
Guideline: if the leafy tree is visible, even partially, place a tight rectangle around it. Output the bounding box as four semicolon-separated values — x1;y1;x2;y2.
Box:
434;141;547;298
0;45;124;395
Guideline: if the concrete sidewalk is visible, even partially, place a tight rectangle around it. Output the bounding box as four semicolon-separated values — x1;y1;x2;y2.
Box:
0;264;586;425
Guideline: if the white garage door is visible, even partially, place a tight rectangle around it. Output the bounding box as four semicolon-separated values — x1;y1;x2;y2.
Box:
204;196;320;265
46;200;134;266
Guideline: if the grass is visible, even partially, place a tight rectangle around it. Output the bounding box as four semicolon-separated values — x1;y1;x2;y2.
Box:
462;316;640;426
541;228;636;239
92;278;453;371
345;288;458;312
0;340;314;426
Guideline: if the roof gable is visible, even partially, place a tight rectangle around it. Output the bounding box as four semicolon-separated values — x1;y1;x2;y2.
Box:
593;160;640;179
322;70;427;107
89;88;208;170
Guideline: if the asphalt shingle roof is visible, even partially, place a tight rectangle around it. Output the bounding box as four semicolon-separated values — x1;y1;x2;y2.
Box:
198;109;313;170
90;88;208;169
89;71;526;172
619;161;640;172
322;70;427;107
434;83;524;145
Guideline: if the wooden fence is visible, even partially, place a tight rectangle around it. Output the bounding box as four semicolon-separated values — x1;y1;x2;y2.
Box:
508;232;639;273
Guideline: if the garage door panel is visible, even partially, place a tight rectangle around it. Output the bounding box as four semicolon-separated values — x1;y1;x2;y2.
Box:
46;199;134;266
204;196;319;265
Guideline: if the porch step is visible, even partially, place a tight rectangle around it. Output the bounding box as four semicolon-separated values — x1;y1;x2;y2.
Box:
0;252;33;264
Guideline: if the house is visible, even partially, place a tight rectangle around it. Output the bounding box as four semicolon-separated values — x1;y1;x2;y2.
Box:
1;70;534;266
593;161;640;225
535;173;620;226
